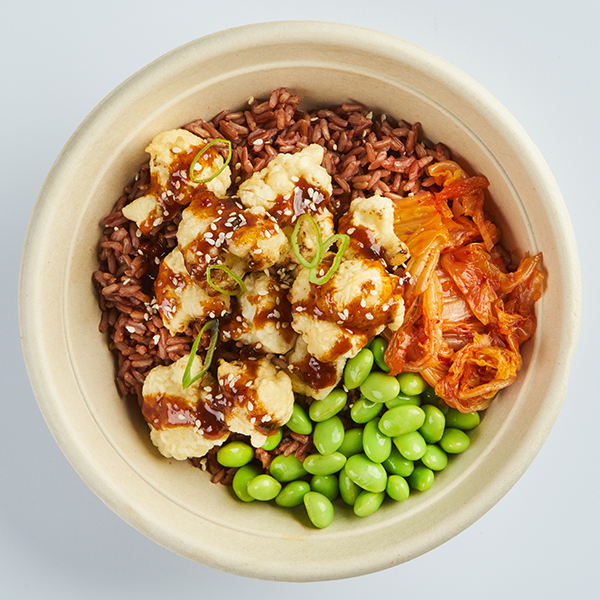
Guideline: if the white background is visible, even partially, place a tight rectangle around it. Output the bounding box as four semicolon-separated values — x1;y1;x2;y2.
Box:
3;1;599;598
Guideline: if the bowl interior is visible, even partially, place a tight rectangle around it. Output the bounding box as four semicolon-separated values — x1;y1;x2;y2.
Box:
20;22;580;581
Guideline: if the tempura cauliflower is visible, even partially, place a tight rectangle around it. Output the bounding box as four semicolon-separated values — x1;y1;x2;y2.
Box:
141;356;229;460
289;256;405;362
285;336;346;400
217;358;295;447
341;194;409;266
122;129;231;233
155;248;231;335
177;193;290;288
223;272;296;354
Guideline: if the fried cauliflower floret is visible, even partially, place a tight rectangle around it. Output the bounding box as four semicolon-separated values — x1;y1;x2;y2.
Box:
238;144;332;212
237;144;335;249
217;358;294;447
289;257;405;362
122;129;231;233
141;356;229;460
155;248;231;335
286;336;346;400
177;192;290;287
339;194;409;266
224;272;296;354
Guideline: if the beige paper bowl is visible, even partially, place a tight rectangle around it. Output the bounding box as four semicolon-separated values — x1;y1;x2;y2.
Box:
20;21;581;581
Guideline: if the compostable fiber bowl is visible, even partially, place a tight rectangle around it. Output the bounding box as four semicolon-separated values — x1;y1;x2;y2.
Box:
20;21;581;581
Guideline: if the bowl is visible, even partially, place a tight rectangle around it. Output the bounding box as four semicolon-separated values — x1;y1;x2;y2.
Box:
19;21;581;581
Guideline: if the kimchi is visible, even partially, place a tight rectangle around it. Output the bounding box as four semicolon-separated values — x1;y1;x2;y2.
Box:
385;168;543;412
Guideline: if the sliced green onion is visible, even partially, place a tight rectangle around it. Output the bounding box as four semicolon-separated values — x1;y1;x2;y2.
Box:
291;213;323;269
189;138;232;184
309;233;350;285
182;319;219;389
206;264;245;296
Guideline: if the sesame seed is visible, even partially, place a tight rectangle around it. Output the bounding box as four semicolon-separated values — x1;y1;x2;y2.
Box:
125;326;136;334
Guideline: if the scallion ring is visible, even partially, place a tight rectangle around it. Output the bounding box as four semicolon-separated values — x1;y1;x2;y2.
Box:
309;233;350;285
189;138;233;184
182;319;219;389
291;213;323;269
206;264;246;296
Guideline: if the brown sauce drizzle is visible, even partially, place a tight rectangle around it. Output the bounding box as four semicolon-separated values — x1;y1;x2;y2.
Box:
268;177;330;227
290;353;339;390
141;388;228;440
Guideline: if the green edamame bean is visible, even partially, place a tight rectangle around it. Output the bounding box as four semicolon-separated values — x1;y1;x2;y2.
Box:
338;428;364;457
445;408;481;431
217;441;254;468
408;466;435;492
344;348;374;389
363;418;392;463
276;480;311;507
310;474;339;501
385;393;421;409
303;452;347;475
309;389;347;422
247;474;282;501
382;446;414;478
269;454;308;482
419;404;446;444
303;491;334;529
287;403;313;435
339;468;361;505
386;475;410;502
232;464;262;503
313;416;345;455
393;430;427;461
261;428;282;451
350;397;383;424
421;386;449;414
397;372;427;396
378;405;426;437
345;454;388;493
370;337;390;372
354;490;385;517
439;428;471;454
421;444;448;471
360;372;400;403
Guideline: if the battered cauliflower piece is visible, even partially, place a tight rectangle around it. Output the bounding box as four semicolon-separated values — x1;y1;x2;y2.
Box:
289;257;405;362
154;248;231;335
339;194;409;266
177;192;290;287
238;144;332;212
286;336;345;400
217;358;294;447
122;129;231;234
141;356;229;460
223;272;296;354
237;144;335;249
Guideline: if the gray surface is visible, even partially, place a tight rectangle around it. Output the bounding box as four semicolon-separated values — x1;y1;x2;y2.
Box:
2;1;598;597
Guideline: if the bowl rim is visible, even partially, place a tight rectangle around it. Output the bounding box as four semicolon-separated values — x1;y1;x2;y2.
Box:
19;20;582;581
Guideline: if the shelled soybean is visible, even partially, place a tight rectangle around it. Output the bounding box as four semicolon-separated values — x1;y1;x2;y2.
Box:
220;336;481;528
